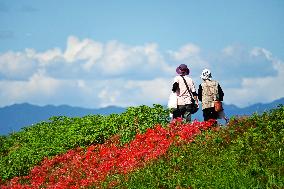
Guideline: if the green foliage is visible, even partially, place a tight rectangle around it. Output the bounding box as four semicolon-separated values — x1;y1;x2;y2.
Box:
108;105;284;188
0;104;170;180
2;104;284;188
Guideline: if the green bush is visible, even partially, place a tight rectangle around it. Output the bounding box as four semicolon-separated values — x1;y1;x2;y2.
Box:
0;104;170;180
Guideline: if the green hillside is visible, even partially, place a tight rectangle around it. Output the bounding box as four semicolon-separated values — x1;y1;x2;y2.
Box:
0;104;283;188
0;104;169;181
111;106;284;188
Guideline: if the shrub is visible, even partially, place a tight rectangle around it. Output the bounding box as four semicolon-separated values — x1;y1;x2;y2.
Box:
0;104;169;180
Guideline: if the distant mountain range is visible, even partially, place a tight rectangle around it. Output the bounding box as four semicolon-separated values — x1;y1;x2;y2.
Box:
191;97;284;122
0;104;125;135
1;98;284;135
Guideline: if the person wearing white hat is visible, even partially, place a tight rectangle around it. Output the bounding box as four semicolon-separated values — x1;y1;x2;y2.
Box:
198;69;228;123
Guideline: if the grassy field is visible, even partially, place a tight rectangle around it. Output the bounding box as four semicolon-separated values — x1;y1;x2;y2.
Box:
1;105;283;188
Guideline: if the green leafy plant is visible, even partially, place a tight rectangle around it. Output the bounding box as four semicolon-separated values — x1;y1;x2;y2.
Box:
1;105;283;189
0;104;170;180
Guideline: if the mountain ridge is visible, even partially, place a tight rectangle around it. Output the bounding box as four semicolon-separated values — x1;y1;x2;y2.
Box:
0;103;125;135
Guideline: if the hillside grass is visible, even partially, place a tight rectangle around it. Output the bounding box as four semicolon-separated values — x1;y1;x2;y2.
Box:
0;104;283;188
103;106;284;188
0;104;169;180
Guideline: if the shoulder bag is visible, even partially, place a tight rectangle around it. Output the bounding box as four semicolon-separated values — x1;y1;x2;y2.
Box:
214;101;223;112
180;76;199;114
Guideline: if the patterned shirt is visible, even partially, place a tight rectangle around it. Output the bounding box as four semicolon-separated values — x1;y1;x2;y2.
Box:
198;80;224;110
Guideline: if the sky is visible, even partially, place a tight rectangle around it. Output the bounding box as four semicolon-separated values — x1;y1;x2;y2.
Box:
0;0;284;108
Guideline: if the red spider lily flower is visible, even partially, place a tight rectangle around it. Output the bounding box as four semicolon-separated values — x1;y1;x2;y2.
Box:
1;120;214;188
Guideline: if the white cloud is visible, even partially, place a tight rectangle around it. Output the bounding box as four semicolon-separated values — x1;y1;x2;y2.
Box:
168;44;209;78
224;47;284;107
0;36;174;80
0;37;284;108
96;78;172;107
0;51;36;79
99;41;134;75
168;44;200;61
0;70;61;105
96;41;172;78
250;47;272;60
0;36;176;108
64;36;103;72
126;78;172;104
25;48;62;66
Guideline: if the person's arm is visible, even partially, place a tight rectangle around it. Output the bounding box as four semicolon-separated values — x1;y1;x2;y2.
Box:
198;84;202;102
218;84;224;101
172;82;179;92
172;76;180;92
193;94;199;105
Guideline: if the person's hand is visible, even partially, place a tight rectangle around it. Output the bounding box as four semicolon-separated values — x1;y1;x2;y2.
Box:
192;96;199;108
196;101;199;108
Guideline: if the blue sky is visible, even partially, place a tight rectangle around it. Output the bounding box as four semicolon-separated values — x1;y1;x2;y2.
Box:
0;0;284;108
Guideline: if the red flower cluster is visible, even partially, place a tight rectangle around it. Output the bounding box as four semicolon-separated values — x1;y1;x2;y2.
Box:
2;119;215;188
